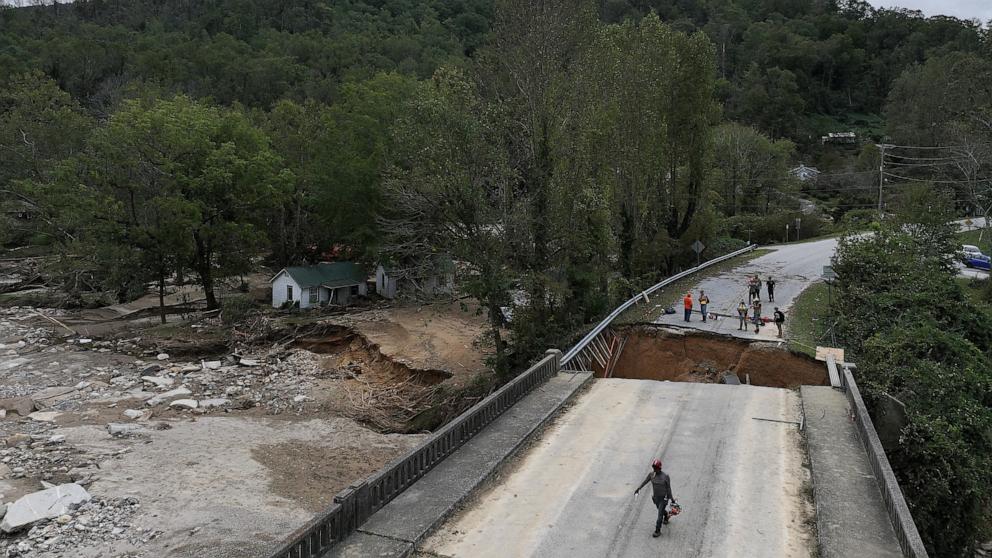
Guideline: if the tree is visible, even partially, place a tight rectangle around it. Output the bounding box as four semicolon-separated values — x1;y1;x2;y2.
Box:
731;64;805;138
383;68;518;371
0;72;93;245
712;122;795;216
77;95;288;311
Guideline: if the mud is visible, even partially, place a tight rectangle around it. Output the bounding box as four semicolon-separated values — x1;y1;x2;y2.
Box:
294;325;453;386
603;326;828;388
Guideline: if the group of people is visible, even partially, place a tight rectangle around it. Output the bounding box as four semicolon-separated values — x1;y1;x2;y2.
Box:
679;275;785;338
747;275;775;303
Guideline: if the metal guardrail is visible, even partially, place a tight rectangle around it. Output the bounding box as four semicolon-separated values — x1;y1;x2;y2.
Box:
561;243;757;367
840;367;929;558
269;349;562;558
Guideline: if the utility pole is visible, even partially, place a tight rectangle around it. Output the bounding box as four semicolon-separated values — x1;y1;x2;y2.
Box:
785;224;790;243
876;144;893;220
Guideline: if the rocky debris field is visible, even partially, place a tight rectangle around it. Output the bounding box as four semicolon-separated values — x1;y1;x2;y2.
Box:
0;305;437;557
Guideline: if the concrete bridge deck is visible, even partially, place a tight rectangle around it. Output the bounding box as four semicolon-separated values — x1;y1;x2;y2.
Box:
422;380;815;558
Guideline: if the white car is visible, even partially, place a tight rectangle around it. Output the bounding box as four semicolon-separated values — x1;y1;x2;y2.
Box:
960;244;984;260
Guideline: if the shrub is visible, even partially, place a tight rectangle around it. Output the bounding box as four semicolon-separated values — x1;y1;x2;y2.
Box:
220;294;256;325
834;222;992;557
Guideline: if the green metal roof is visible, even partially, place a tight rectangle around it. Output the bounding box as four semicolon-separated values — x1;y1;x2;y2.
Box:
282;262;366;289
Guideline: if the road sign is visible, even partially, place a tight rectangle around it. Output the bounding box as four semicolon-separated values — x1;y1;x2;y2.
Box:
691;240;705;254
822;265;837;280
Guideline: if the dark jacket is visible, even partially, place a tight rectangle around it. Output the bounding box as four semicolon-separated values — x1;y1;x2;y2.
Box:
637;470;674;503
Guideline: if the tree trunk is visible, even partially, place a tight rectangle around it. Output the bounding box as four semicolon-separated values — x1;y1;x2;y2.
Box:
158;272;167;324
487;302;507;373
193;230;219;310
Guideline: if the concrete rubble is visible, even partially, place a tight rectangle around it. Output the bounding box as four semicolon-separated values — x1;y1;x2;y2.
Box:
0;483;91;532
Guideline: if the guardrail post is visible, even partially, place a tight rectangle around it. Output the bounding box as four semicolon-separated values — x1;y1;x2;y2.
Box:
545;349;562;375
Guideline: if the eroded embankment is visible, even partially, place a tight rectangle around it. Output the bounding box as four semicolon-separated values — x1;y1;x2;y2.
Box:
604;326;828;388
294;325;453;386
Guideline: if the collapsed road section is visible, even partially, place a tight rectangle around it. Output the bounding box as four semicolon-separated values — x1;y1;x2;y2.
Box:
591;325;829;388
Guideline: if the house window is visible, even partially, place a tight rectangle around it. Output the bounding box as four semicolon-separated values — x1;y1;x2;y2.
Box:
309;287;318;303
286;285;293;301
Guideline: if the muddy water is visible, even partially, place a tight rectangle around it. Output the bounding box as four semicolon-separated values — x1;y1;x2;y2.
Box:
602;326;829;388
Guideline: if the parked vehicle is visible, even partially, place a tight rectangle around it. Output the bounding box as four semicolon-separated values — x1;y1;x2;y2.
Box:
964;254;991;270
959;244;985;262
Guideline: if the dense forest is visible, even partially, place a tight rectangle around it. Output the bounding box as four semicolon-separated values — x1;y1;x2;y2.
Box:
2;0;989;361
1;2;989;343
1;2;991;553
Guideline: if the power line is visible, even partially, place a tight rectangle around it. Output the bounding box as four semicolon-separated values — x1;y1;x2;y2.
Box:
883;171;992;184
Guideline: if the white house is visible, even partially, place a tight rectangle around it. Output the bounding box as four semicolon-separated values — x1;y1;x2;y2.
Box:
270;262;367;309
374;256;455;299
789;163;821;182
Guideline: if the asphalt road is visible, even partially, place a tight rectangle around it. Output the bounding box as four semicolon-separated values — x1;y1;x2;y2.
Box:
421;380;813;558
653;238;839;340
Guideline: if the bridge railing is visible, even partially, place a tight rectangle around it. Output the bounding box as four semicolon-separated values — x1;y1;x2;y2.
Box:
269;349;562;558
840;366;929;558
562;243;756;368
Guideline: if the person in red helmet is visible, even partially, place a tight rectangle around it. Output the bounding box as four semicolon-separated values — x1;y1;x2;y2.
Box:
634;458;675;537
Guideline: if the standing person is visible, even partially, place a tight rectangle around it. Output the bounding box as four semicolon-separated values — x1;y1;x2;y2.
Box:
766;276;776;302
699;290;710;323
683;292;693;322
634;459;675;538
737;300;748;330
774;307;785;338
752;299;762;334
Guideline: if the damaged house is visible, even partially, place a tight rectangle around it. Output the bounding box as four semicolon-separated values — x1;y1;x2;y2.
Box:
270;262;367;309
375;256;455;299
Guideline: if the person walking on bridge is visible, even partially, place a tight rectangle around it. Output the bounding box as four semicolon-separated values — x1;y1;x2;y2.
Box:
635;459;675;537
766;277;776;302
698;290;710;323
683;292;693;322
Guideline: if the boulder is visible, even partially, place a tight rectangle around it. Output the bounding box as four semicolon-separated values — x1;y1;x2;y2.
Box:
122;409;145;420
0;483;91;533
145;387;191;406
239;358;260;367
156;353;170;361
27;411;61;422
141;364;162;374
0;397;35;417
202;361;222;370
5;434;31;447
31;386;76;402
140;376;174;389
168;399;198;410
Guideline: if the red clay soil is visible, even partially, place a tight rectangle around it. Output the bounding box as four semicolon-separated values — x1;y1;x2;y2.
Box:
604;326;828;389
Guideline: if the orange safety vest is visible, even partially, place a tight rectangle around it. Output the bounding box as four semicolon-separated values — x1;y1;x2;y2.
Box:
683;296;692;309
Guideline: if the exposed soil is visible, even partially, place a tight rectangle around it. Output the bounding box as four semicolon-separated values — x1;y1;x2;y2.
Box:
327;301;490;389
252;440;413;513
294;326;453;386
603;326;829;388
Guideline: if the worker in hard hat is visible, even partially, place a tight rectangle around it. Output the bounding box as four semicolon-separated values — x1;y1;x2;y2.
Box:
634;458;675;537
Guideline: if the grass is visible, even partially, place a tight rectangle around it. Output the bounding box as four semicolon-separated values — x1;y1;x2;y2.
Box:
786;281;835;357
614;248;772;325
957;228;992;254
